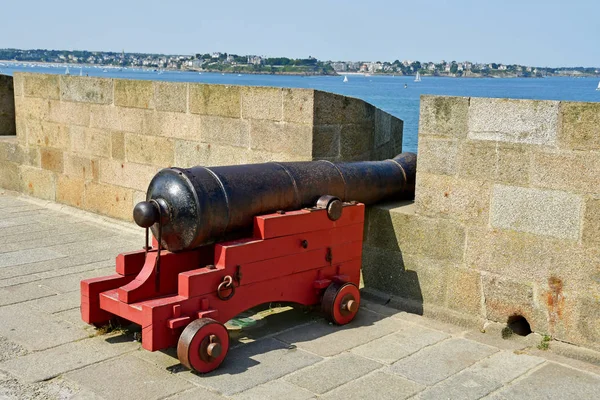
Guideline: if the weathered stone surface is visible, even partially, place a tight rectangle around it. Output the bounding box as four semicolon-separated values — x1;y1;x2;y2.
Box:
114;79;155;109
83;182;133;220
374;109;392;146
575;297;600;349
20;165;55;200
415;173;490;224
417;137;458;175
340;123;374;159
56;175;85;207
490;185;582;240
457;140;531;185
154;81;187;112
559;102;600;150
242;86;282;121
465;227;584;284
201;115;250;148
125;133;174;166
285;353;381;394
0;160;20;191
26;119;69;149
16;96;51;122
351;323;449;364
23;73;60;100
311;125;340;159
40;147;64;173
233;380;313;400
276;309;404;357
90;104;147;133
0;303;88;351
323;370;423;400
314;91;375;125
481;274;538;328
66;355;193;400
419;95;469;137
97;159;159;191
249;120;312;156
0;246;65;269
60;76;113;104
366;203;466;262
143;111;202;140
0;336;138;383
282;88;314;124
468;98;559;145
362;246;455;307
174;140;210;167
189;83;241;118
419;351;544;400
531;150;600;194
111;130;125;160
63;152;97;181
201;144;250;166
189;338;321;395
445;267;482;315
488;363;600;399
11;72;24;97
47;99;91;127
389;338;497;385
69;126;111;157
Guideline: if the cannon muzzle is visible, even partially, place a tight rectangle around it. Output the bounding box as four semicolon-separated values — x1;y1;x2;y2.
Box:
136;153;417;252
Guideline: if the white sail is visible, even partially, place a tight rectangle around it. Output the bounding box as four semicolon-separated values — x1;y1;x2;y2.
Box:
597;81;600;91
343;75;348;83
65;66;70;75
79;68;83;76
414;71;421;82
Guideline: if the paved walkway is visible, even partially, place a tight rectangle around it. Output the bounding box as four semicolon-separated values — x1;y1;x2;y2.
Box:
1;190;600;400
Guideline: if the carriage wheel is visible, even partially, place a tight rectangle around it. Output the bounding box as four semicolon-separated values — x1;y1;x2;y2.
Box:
177;318;229;373
322;282;360;325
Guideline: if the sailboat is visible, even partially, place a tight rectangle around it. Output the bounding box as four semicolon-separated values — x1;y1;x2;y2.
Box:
79;68;83;76
596;81;600;91
343;75;348;83
414;71;421;82
65;66;70;75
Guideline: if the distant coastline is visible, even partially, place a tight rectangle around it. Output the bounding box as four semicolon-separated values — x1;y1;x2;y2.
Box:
2;46;599;79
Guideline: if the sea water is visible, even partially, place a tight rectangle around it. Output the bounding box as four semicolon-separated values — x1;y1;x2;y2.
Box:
2;63;599;153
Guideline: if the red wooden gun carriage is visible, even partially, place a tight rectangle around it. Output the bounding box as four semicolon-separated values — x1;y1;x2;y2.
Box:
81;153;416;373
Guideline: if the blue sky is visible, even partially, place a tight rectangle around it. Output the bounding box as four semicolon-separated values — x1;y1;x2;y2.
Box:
1;0;598;67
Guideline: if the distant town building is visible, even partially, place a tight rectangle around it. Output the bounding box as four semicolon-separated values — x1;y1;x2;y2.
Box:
331;62;348;72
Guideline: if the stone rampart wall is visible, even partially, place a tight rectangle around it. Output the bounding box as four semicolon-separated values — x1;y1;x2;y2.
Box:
0;72;402;219
363;95;600;351
0;74;16;135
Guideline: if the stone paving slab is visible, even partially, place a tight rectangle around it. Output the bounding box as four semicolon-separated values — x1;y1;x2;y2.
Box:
388;338;498;385
178;338;323;396
0;281;58;306
0;303;90;351
0;191;600;399
0;335;139;383
231;379;314;400
24;290;81;314
285;352;382;394
417;351;545;399
351;323;450;364
276;308;405;357
65;355;195;400
321;370;424;400
484;363;600;400
0;247;66;269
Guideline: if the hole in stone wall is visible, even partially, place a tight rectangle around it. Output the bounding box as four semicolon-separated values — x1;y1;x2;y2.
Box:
506;314;532;336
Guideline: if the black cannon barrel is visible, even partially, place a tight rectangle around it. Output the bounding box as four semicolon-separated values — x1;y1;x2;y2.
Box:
134;152;417;252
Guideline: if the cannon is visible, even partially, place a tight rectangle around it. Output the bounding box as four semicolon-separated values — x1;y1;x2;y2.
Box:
81;153;416;373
